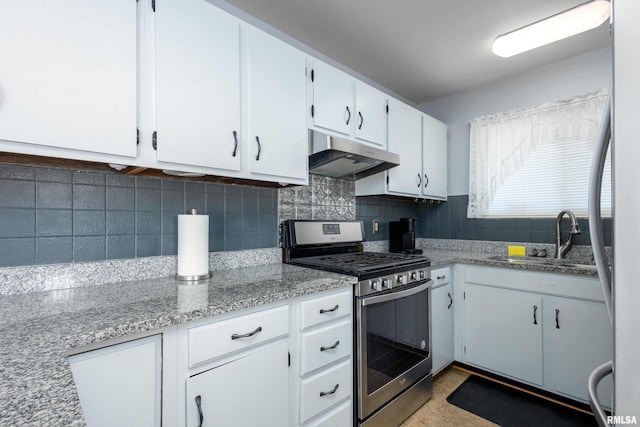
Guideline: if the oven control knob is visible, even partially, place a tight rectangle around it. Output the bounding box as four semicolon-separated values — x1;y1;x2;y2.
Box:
411;272;417;280
371;280;382;291
382;279;392;289
419;270;426;280
397;275;407;285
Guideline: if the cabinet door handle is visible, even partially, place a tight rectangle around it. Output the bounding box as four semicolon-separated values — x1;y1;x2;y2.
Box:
345;106;351;125
231;326;262;340
195;395;203;427
437;275;446;280
358;111;364;129
555;309;560;329
417;173;422;188
447;292;453;309
319;304;339;314
232;130;238;157
320;383;339;397
320;340;340;352
533;305;538;325
424;174;429;188
255;136;261;161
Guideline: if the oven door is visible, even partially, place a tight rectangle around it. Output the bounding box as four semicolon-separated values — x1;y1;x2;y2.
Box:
356;281;432;420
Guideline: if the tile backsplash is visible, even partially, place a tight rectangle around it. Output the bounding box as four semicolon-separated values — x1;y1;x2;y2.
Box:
0;164;278;267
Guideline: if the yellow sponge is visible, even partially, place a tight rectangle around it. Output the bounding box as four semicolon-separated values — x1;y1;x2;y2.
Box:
508;245;526;257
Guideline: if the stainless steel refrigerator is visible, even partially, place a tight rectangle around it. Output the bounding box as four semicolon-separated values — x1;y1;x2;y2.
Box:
589;1;640;424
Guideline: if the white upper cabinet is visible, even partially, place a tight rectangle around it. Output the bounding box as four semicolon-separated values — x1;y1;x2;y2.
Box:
354;82;387;146
247;28;307;181
154;0;241;172
310;61;354;136
422;114;447;200
0;0;137;157
387;99;423;195
310;61;387;147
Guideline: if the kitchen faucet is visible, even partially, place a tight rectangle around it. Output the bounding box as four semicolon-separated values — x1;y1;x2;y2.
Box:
555;210;581;259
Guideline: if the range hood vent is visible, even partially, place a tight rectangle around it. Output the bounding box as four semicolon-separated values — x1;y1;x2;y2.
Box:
308;130;400;180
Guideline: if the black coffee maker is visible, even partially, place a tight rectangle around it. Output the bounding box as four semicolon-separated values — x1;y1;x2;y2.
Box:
389;218;423;254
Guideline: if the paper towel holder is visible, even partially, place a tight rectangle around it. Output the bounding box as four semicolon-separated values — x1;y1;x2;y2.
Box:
176;208;213;282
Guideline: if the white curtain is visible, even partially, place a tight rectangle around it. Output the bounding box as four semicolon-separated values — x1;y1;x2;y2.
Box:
467;89;608;218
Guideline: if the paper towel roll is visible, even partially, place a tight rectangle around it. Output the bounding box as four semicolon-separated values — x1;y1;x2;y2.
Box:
177;210;210;280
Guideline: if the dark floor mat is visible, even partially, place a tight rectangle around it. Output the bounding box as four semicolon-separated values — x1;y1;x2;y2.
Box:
446;375;598;427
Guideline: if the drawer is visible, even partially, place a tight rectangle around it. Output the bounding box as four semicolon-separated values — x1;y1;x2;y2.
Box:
299;319;352;376
188;305;289;367
300;360;352;424
432;266;451;288
305;400;352;427
300;289;352;330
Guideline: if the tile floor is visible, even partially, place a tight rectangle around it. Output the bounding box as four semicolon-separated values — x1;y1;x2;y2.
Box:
400;366;498;427
401;365;595;427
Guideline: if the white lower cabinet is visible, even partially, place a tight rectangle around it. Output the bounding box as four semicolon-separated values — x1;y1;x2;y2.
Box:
185;340;290;427
69;335;162;427
292;288;353;426
460;265;613;407
431;267;454;374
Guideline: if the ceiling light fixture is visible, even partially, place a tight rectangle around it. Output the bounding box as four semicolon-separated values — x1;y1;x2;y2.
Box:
492;0;611;58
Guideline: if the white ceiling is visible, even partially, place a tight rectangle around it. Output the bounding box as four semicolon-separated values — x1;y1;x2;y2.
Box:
222;0;612;105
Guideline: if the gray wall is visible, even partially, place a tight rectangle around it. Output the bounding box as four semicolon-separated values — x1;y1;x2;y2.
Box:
419;47;612;196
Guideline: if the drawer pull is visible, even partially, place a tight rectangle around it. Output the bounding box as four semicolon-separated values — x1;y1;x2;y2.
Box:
231;326;262;340
320;340;340;352
437;275;446;280
195;395;203;427
319;304;339;314
320;383;339;397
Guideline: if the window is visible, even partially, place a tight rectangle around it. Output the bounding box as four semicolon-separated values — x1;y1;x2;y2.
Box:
467;89;611;218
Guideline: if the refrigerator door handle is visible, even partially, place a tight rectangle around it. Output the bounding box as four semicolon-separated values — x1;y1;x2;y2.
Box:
588;360;613;427
588;89;613;326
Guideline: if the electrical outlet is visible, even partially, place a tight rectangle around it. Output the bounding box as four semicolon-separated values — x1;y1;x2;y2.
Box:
373;220;379;234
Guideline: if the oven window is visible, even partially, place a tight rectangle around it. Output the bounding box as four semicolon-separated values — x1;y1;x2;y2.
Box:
365;289;429;395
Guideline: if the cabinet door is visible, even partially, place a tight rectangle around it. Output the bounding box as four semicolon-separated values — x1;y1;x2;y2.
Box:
386;99;422;196
311;62;353;135
155;0;241;171
186;340;289;427
69;335;162;427
354;82;387;147
432;282;454;374
247;28;308;181
422;114;447;200
547;297;613;407
464;285;543;385
0;0;136;157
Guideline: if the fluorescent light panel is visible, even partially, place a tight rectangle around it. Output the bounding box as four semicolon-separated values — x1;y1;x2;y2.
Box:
492;0;610;58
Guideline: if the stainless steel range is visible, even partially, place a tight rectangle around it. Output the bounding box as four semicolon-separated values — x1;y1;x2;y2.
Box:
281;220;433;427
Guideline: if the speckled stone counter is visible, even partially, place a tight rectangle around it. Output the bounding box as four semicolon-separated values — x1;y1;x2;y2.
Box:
0;263;356;427
416;238;601;277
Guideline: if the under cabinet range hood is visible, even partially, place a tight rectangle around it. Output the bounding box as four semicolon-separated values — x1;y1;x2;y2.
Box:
308;130;400;179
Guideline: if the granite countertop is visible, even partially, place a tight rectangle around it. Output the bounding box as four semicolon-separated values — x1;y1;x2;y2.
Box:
423;248;599;277
0;263;356;427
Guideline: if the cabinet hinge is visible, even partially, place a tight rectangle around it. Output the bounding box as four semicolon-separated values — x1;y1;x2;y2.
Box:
311;105;315;118
288;352;291;367
311;69;314;82
151;0;156;12
152;131;157;150
136;128;139;145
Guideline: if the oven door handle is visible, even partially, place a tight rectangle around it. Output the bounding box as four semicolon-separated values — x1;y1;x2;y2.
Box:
361;281;430;307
